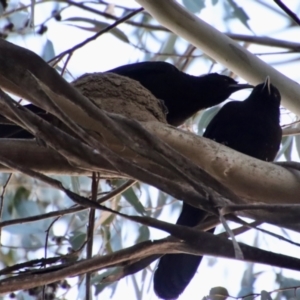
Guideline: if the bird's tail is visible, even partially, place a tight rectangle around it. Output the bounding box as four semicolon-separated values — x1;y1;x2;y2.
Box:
154;203;214;299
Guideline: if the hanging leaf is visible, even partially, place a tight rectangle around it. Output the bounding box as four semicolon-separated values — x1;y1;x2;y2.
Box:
69;231;86;250
294;134;300;160
197;105;221;135
11;186;31;216
41;39;55;61
71;176;80;194
122;187;145;215
182;0;205;13
275;135;293;161
226;0;252;32
63;17;130;43
93;268;119;295
135;225;150;243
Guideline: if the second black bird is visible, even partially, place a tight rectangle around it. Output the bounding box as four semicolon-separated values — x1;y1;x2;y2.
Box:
153;77;282;299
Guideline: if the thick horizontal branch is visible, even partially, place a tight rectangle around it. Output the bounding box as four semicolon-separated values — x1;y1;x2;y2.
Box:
142;122;300;205
0;139;116;176
1;121;300;207
135;0;300;116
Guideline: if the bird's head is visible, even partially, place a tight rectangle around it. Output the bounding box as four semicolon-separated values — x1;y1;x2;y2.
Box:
199;73;253;106
248;77;281;107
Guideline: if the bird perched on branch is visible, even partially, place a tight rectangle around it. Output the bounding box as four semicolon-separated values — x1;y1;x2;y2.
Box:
0;61;251;138
107;61;252;126
153;77;282;299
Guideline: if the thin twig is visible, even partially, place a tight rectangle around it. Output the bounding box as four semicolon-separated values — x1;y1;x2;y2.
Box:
0;181;137;229
227;215;300;248
0;206;85;229
85;173;99;300
273;0;300;26
0;173;12;242
217;221;262;238
50;7;144;65
98;179;136;203
0;254;75;276
60;52;73;76
43;216;61;299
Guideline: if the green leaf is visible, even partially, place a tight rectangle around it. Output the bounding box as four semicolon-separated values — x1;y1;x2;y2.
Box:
11;186;31;217
197;106;221;135
71;176;80;193
93;269;119;295
14;199;41;218
226;0;251;32
69;231;86;250
295;135;300;160
122;187;145;215
92;268;120;284
135;225;150;243
64;17;130;43
158;33;177;60
283;136;293;161
182;0;205;13
13;186;30;203
275;135;293;161
152;191;168;219
42;39;55;61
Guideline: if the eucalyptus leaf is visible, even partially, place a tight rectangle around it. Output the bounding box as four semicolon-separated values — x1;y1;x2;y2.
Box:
93;269;119;296
71;176;80;194
14;200;41;218
92;267;121;284
275;135;293;161
4;222;45;235
182;0;205;13
226;0;252;32
135;225;150;243
42;39;55;61
197;106;221;135
69;231;86;250
64;17;130;43
122;187;145;215
295;134;300;160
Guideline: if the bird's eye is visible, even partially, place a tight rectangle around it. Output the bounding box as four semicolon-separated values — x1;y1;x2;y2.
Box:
223;77;232;83
272;90;281;100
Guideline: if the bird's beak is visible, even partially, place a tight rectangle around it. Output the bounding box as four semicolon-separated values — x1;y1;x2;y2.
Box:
229;83;253;91
262;76;271;94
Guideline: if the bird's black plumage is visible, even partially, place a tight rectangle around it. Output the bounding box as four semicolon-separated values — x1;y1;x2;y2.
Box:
109;61;252;126
0;61;252;138
153;78;282;300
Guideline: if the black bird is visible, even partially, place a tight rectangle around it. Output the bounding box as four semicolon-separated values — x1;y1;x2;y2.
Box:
109;62;252;126
153;77;282;299
0;61;252;138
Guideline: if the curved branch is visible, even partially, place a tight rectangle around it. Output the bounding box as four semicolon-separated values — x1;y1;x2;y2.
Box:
2;223;300;293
